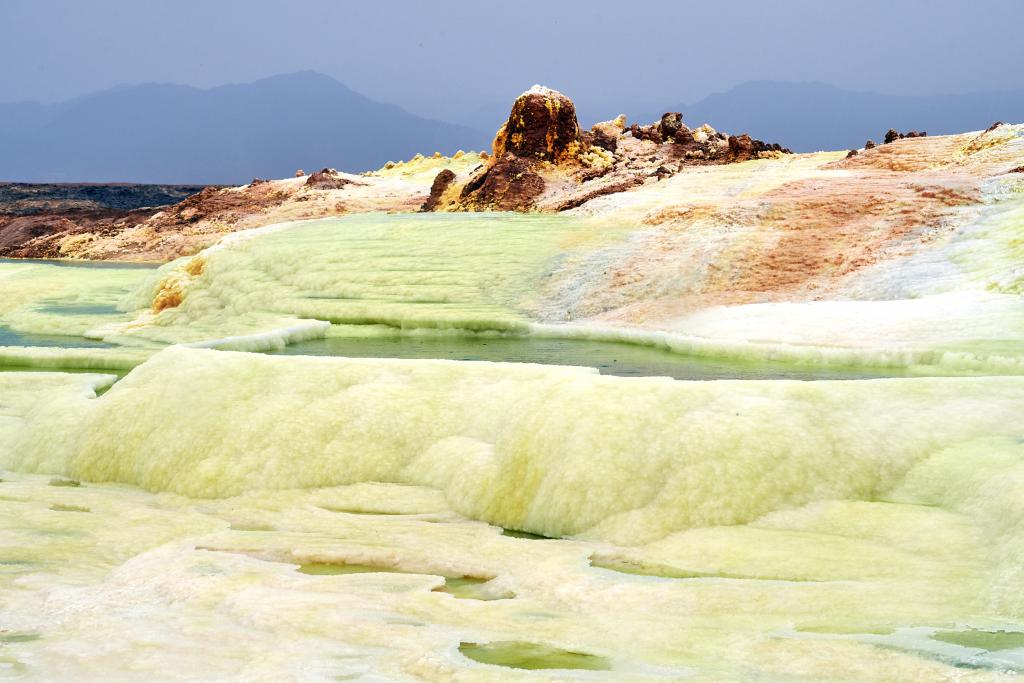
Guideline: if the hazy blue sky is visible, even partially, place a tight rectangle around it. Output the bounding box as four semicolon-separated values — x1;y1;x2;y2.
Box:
3;0;1023;120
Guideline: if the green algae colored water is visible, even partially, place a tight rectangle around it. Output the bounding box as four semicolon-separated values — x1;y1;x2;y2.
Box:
270;334;918;381
932;629;1024;651
297;563;501;599
459;641;612;671
0;258;158;270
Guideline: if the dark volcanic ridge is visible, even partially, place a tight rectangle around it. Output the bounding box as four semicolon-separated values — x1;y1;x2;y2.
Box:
0;183;211;216
0;183;211;260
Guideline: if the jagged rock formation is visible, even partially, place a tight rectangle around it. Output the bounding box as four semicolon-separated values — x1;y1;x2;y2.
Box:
453;86;585;211
428;87;792;214
885;128;928;144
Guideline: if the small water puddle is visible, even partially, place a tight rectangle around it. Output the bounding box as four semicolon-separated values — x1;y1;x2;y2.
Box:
932;628;1024;651
296;562;509;600
459;641;611;671
501;527;553;540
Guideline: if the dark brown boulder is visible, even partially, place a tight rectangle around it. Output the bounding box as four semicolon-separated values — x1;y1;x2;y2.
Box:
727;134;756;160
726;134;791;161
658;112;683;141
305;168;352;190
589;127;618;152
672;127;697;149
420;169;456;212
865;140;876;149
588;116;626;153
491;86;582;163
884;129;927;144
630;123;664;143
459;155;545;211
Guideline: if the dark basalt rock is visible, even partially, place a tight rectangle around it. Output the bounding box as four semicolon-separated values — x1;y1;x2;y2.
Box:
865;140;876;149
884;129;928;144
846;149;859;158
421;169;456;212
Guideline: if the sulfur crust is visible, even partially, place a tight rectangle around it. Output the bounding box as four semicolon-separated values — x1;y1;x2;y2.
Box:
6;347;1023;550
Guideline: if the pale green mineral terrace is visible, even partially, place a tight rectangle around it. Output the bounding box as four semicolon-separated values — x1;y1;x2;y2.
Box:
1;145;1024;681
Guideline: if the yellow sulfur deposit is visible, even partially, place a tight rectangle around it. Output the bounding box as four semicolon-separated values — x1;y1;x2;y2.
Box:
1;349;1024;680
2;127;1024;680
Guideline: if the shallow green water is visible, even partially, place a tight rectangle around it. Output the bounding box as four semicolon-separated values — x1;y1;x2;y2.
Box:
271;334;919;381
0;257;158;270
932;629;1024;651
458;641;612;671
296;563;501;599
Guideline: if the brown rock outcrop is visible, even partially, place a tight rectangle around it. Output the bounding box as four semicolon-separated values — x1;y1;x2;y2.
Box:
305;168;353;190
588;117;626;152
420;169;456;211
425;88;791;215
588;115;627;153
726;134;788;161
491;85;582;163
885;129;928;144
629;123;664;143
658;112;684;141
450;86;593;212
458;155;546;211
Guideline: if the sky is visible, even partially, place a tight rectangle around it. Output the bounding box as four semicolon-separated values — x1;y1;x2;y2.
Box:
2;0;1023;122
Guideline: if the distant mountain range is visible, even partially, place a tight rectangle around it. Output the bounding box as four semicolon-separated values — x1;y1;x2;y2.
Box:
0;71;489;184
2;74;1023;184
644;81;1024;153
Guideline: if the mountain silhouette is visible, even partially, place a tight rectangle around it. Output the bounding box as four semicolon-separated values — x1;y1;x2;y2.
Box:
0;71;489;184
645;81;1024;152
